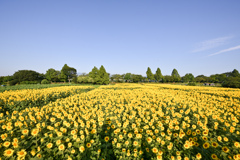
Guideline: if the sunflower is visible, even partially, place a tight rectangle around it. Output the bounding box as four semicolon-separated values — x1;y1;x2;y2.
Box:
152;147;158;154
119;134;123;140
136;134;142;139
222;146;229;153
86;143;91;148
211;154;218;160
147;137;152;143
47;143;53;149
3;141;11;148
56;140;61;145
157;155;162;160
3;149;14;157
202;136;207;141
79;146;85;153
217;136;222;142
196;153;202;159
31;128;39;137
211;142;218;148
17;149;27;158
71;149;76;154
234;142;240;148
59;144;65;151
184;143;190;149
37;153;42;158
104;136;109;142
203;142;210;149
133;141;138;146
30;149;36;156
22;129;29;135
224;137;229;142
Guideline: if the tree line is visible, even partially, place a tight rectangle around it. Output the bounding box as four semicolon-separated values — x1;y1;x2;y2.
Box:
0;64;240;88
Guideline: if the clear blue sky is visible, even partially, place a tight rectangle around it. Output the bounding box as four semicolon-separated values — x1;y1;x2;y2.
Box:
1;0;240;77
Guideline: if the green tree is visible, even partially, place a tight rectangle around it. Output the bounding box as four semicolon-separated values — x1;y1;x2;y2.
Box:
45;68;60;82
171;68;181;82
89;66;100;84
124;73;132;82
231;69;240;77
60;64;77;82
182;73;195;82
98;65;109;85
146;67;154;82
111;74;124;82
195;75;208;83
163;75;174;82
222;77;240;88
132;74;144;83
13;70;42;84
154;68;163;82
77;74;94;84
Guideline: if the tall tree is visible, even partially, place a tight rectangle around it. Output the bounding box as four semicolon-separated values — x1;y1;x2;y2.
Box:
45;68;60;82
182;73;195;82
60;64;77;82
231;69;240;77
98;65;109;85
124;73;132;82
171;69;181;82
154;68;163;82
89;66;100;84
146;67;154;82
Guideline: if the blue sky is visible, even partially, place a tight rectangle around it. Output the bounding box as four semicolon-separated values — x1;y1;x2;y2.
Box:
1;0;240;77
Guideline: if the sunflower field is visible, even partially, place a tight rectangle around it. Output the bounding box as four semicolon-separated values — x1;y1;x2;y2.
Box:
0;84;240;160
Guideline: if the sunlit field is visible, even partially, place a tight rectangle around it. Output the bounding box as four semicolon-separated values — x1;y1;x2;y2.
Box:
0;84;240;160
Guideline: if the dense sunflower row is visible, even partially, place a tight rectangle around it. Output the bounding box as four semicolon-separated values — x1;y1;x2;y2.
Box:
0;86;94;115
0;84;240;160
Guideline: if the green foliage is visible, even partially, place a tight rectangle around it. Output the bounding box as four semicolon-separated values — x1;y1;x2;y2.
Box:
231;69;240;77
9;79;18;86
20;81;39;84
110;74;124;82
187;82;197;86
124;73;132;82
45;68;60;82
146;67;154;81
41;79;51;84
13;70;43;83
154;68;163;82
89;66;109;85
163;75;173;82
78;75;94;84
195;75;208;83
222;77;240;88
182;73;195;82
132;74;144;83
171;68;181;82
98;65;110;85
0;76;13;85
60;64;77;82
89;66;100;84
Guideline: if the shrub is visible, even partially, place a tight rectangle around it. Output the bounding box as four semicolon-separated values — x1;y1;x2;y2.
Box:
187;82;197;86
9;79;19;86
41;79;51;84
20;81;39;84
